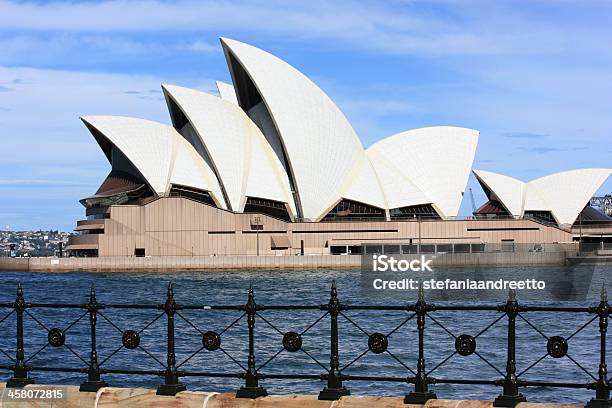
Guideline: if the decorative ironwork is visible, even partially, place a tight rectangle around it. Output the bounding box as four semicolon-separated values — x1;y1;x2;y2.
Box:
547;336;568;358
202;331;221;351
47;328;65;348
235;286;267;399
455;334;476;357
282;332;302;352
405;287;437;404
80;285;108;392
493;289;527;407
121;330;140;349
368;333;388;354
0;281;609;408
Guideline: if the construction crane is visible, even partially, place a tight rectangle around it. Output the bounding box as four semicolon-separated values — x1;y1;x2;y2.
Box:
469;187;477;213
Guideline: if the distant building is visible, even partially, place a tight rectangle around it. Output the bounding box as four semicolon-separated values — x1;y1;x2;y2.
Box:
591;195;612;217
66;38;612;257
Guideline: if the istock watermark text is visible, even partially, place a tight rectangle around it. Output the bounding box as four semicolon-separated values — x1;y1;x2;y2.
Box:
371;254;433;272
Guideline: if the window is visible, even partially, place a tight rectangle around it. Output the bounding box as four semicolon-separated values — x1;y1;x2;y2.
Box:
420;245;435;254
389;204;440;220
365;245;383;254
471;243;486;253
384;245;400;254
454;244;471;253
436;244;452;253
169;185;216;207
323;199;386;222
501;239;515;252
330;246;348;255
243;197;291;222
524;211;556;225
134;248;145;257
402;245;419;254
348;245;363;254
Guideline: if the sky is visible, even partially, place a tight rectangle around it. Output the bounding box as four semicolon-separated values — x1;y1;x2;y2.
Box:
0;0;611;231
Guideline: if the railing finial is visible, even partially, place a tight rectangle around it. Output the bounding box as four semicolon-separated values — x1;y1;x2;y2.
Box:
508;288;516;302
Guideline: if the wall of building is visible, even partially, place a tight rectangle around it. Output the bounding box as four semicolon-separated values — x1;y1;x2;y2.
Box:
0;251;572;272
84;197;573;257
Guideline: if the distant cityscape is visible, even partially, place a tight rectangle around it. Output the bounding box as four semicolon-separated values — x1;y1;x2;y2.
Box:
0;230;70;257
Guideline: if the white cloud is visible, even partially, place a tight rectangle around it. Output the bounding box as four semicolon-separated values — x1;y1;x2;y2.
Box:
185;40;217;53
0;65;220;229
0;33;217;65
1;0;609;57
0;179;91;186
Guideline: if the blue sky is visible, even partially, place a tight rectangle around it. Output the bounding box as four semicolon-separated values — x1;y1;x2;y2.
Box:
0;0;611;231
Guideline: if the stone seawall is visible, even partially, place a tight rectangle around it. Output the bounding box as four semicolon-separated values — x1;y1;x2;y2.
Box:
0;383;580;408
0;252;569;272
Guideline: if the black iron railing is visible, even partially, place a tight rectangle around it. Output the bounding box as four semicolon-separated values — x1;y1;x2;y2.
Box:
0;282;610;407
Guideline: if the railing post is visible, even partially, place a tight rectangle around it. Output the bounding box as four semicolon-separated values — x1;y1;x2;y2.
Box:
80;285;108;392
7;283;34;387
318;281;350;400
494;289;526;407
405;287;436;403
586;285;611;408
157;282;186;396
236;285;268;398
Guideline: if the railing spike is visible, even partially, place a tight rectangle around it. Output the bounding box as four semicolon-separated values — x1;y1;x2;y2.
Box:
508;288;516;302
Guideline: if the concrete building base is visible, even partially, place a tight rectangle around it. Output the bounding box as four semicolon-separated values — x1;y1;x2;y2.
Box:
0;251;571;272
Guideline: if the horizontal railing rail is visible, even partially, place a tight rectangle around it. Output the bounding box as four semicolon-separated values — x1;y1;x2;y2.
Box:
0;283;609;407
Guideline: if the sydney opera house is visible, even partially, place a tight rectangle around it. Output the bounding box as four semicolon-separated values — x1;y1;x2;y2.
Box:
66;38;612;257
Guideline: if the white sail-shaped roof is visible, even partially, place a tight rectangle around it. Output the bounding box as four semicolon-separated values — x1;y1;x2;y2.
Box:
473;170;525;216
162;84;296;216
523;183;548;212
215;81;238;105
474;168;612;225
338;157;387;211
366;149;430;210
81;38;492;223
368;126;479;218
220;37;365;220
528;169;612;225
81;115;224;206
